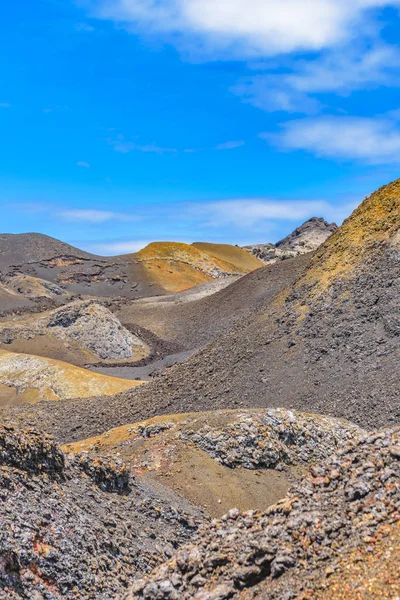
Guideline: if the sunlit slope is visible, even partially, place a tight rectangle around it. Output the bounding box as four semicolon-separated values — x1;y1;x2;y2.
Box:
114;179;400;432
134;241;256;293
193;241;264;272
300;178;400;295
0;349;143;405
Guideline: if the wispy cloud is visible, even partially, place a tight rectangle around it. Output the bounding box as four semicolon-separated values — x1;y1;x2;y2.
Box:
198;198;355;228
0;102;11;108
234;44;400;115
263;116;400;164
84;240;151;255
75;22;95;32
108;134;177;154
215;140;245;150
76;160;91;168
58;209;137;223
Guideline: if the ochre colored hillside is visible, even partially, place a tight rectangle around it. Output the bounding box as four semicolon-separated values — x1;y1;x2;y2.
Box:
193;241;264;272
0;350;143;405
301;178;400;294
135;241;261;293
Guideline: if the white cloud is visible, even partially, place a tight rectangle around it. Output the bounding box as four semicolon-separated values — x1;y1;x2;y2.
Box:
263;116;400;163
200;198;354;228
215;140;245;150
77;160;91;168
88;0;400;57
59;209;134;223
87;240;151;255
234;44;400;114
288;44;400;93
0;103;11;108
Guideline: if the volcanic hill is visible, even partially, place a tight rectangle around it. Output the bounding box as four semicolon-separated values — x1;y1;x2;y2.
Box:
0;179;399;600
0;235;264;312
113;179;399;432
13;178;398;442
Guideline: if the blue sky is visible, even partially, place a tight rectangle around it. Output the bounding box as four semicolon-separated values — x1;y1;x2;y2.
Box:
2;0;400;254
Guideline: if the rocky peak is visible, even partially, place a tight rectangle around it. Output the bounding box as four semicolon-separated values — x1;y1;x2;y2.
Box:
276;217;338;253
243;217;338;265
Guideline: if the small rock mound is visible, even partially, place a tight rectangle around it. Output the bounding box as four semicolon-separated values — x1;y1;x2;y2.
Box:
276;217;338;254
0;425;64;477
181;408;362;471
125;427;400;599
73;452;131;494
0;299;150;362
45;300;148;359
244;218;337;265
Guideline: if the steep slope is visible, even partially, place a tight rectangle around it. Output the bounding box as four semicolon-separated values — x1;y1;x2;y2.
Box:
125;426;400;600
117;179;399;431
244;217;337;264
117;254;311;351
0;300;150;366
65;408;363;519
0;350;143;404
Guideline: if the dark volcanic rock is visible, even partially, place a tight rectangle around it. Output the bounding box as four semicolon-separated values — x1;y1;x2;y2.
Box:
0;426;64;477
0;427;204;600
124;426;400;599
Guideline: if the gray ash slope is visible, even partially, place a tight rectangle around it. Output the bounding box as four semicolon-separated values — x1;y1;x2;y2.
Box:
244;217;337;264
89;179;400;437
0;426;203;600
117;254;312;352
121;180;400;432
0;254;312;443
0;233;165;301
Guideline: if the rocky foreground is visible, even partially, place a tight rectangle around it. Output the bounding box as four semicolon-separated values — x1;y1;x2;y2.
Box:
0;409;368;599
126;426;400;599
0;426;203;600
